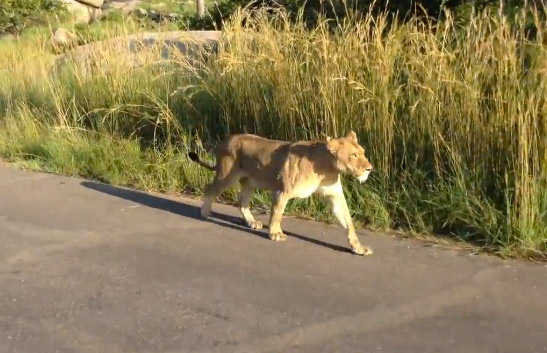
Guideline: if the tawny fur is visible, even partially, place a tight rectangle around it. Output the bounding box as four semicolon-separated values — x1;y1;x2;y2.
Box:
189;131;374;256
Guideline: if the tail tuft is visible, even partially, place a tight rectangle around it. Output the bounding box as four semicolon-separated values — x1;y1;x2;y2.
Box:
188;151;215;171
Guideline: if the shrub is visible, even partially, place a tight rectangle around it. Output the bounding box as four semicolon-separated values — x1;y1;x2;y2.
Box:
0;0;66;35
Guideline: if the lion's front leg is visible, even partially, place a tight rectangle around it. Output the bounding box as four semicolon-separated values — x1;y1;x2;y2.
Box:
321;180;373;256
268;191;289;241
330;194;373;255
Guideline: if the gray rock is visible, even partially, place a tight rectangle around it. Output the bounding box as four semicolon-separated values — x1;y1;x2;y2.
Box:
134;7;148;18
61;0;102;24
101;0;142;15
166;13;182;21
147;10;161;22
51;28;78;49
0;33;16;42
55;31;221;76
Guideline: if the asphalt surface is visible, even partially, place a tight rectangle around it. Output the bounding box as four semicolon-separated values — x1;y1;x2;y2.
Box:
0;165;546;353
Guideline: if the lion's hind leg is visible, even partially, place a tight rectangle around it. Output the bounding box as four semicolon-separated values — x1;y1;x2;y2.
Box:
201;159;239;219
238;177;262;230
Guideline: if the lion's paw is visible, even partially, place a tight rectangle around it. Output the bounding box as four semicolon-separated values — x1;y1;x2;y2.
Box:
269;232;287;242
352;244;373;256
247;220;263;230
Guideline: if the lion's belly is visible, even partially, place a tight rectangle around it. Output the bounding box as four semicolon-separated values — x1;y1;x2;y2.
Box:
292;180;320;198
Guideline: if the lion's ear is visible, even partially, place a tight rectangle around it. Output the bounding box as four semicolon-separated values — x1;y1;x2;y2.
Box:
347;131;358;142
326;136;332;142
327;138;339;154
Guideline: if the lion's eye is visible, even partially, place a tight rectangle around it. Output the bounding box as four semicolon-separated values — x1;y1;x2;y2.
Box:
351;153;358;158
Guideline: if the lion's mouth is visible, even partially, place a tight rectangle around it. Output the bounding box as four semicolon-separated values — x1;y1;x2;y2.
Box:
357;171;370;183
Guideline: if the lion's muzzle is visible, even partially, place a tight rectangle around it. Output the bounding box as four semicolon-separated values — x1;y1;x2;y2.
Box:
357;166;373;183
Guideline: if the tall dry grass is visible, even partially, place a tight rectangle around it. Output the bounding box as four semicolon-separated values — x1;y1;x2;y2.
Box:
0;6;545;256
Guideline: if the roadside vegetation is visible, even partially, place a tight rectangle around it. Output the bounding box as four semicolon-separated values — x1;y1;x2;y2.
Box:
0;1;545;258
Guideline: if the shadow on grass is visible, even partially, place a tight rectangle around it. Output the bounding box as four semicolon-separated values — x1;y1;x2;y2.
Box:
81;181;351;254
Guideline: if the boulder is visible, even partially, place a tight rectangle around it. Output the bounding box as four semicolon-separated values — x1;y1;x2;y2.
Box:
166;13;182;21
76;0;104;8
101;0;142;15
54;31;221;76
52;28;78;49
134;7;148;17
0;34;16;42
147;10;161;22
61;0;102;24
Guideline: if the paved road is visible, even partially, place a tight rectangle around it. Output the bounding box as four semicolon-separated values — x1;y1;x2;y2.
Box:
0;165;546;353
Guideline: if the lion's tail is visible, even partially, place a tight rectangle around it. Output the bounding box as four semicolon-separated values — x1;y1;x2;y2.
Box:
188;152;215;171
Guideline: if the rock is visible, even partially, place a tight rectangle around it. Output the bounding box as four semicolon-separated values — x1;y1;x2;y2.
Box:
61;0;102;24
76;0;104;8
134;7;148;17
52;28;78;49
55;31;221;76
0;33;16;42
147;10;161;22
101;0;142;15
166;13;182;21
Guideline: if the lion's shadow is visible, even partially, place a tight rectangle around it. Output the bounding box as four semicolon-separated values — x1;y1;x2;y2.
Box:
81;181;350;254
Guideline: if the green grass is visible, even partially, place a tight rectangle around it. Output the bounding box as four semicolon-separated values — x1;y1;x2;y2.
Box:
0;6;545;259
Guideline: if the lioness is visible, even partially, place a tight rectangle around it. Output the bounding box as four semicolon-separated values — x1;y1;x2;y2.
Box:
188;131;374;256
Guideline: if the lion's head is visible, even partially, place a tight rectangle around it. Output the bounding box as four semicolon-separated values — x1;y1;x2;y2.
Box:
326;131;373;182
